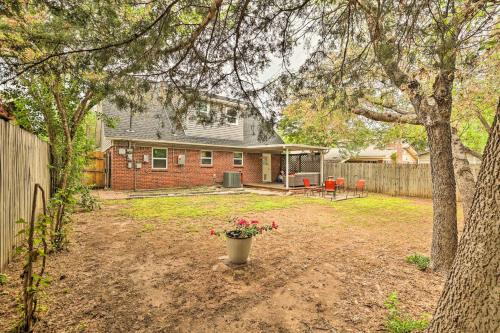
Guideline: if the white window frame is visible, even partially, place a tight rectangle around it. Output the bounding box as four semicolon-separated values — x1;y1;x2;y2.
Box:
226;107;238;125
233;152;244;166
196;101;210;117
200;150;213;166
151;147;168;170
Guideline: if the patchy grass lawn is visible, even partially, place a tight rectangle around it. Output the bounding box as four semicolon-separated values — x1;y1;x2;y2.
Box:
118;194;431;225
116;194;308;222
0;193;448;333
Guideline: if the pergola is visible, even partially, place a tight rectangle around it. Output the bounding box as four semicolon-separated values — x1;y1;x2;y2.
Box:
246;144;330;189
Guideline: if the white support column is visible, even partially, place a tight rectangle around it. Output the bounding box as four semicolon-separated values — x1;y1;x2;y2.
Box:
320;150;324;186
285;149;290;190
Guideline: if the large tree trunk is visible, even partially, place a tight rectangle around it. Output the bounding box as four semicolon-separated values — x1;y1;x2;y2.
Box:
451;129;477;221
427;109;500;332
426;121;458;272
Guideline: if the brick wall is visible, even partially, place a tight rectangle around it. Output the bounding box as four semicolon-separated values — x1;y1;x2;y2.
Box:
109;144;282;190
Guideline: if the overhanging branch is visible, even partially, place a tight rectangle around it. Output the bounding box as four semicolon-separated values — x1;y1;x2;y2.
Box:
351;106;421;125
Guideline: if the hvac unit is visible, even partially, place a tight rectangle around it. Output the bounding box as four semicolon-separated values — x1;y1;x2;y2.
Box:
223;171;241;188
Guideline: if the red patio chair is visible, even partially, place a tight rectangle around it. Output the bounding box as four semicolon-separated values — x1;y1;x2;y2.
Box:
323;179;336;200
354;179;366;197
336;177;345;191
303;178;322;197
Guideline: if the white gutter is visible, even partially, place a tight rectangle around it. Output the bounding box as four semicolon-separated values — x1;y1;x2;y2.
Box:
248;144;330;151
106;137;329;152
107;136;248;149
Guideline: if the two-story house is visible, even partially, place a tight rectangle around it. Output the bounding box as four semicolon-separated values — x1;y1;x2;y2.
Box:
96;90;327;190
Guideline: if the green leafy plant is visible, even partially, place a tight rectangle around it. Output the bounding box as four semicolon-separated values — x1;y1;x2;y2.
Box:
406;253;430;271
0;273;8;285
78;185;101;212
210;218;278;239
16;184;52;332
384;292;429;333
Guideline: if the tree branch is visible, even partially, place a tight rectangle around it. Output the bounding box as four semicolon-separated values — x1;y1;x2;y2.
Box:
51;79;72;144
351;106;421;125
2;0;224;84
476;109;492;133
70;89;94;138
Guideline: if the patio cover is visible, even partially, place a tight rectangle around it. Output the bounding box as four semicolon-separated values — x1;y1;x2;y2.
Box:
246;144;330;189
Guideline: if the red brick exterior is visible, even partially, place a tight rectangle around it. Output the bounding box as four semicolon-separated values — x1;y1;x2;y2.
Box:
108;144;282;190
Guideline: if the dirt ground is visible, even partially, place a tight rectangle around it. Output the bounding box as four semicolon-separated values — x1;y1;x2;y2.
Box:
0;194;454;333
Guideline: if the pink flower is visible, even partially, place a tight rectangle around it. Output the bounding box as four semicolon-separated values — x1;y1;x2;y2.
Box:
210;229;216;235
251;220;259;225
271;221;278;229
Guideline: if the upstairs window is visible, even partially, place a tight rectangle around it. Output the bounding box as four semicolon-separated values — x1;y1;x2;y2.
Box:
233;152;243;166
226;108;238;125
200;151;213;166
195;102;209;117
152;148;168;169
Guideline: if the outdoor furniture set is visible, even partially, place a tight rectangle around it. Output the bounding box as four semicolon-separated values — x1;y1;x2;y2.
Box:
303;176;367;200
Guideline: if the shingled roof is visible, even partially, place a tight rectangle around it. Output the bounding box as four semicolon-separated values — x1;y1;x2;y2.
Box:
101;93;283;147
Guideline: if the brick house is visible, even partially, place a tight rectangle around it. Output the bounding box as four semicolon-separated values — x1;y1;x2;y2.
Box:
96;92;327;190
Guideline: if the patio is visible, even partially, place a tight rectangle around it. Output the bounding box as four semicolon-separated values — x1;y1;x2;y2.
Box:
244;144;329;189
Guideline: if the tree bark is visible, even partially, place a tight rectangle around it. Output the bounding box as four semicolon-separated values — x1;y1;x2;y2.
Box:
426;120;458;272
451;129;477;221
427;107;500;332
352;106;480;225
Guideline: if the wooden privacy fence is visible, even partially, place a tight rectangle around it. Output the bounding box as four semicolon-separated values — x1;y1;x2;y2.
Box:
83;151;105;188
0;120;51;272
323;162;480;199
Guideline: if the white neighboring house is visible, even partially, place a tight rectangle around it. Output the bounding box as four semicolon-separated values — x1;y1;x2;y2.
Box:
418;151;481;165
325;143;419;164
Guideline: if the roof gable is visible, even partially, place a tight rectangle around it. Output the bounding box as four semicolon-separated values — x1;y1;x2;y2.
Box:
100;91;283;147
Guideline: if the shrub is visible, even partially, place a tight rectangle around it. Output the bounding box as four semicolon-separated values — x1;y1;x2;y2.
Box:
406;253;430;271
0;273;7;285
78;185;101;212
384;292;429;333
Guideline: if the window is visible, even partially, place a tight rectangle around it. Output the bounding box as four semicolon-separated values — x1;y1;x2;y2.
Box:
226;108;238;125
152;148;168;169
233;152;243;166
195;101;209;116
200;151;213;166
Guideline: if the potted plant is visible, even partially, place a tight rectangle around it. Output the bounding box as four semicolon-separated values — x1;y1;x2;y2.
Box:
210;218;278;264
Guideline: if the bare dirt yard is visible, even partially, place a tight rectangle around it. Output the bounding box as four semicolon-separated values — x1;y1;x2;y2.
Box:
1;193;461;333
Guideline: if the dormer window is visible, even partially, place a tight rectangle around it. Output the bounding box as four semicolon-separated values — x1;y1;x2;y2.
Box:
226;108;238;125
196;101;209;117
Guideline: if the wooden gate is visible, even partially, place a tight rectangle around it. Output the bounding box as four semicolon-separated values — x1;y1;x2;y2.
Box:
83;151;105;188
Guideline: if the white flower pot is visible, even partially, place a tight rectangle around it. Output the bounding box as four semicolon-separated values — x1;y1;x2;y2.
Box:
226;235;253;264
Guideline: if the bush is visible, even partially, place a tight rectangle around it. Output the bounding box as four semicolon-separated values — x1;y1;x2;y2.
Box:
406;253;430;271
384;292;429;333
0;273;7;285
78;185;101;212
